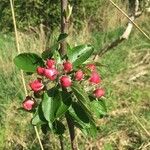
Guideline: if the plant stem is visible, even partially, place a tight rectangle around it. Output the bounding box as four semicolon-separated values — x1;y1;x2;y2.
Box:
58;0;69;149
60;0;68;55
60;1;76;149
59;136;64;150
10;0;44;150
65;114;76;150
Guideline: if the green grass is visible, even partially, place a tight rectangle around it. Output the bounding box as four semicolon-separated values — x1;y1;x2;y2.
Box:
0;23;150;150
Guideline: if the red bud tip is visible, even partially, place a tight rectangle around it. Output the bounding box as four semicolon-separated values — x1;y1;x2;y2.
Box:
46;59;55;68
75;70;84;81
22;96;36;111
89;72;101;84
63;61;73;73
60;76;72;87
29;78;44;92
93;88;105;98
37;66;45;75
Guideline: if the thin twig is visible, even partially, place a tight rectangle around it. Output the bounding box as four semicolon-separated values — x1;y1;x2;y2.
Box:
109;0;150;41
65;113;76;150
10;0;44;149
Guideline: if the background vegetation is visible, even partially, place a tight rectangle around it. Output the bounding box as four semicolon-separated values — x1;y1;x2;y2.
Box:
0;0;132;32
0;0;150;149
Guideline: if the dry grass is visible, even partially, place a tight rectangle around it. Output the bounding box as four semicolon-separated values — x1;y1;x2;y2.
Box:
0;2;150;149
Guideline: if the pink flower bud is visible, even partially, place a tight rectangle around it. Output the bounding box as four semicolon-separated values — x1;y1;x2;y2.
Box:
22;96;36;111
75;70;84;81
86;64;96;71
89;72;101;84
63;61;73;73
93;88;105;98
46;59;55;68
29;78;44;92
44;68;58;80
37;66;44;75
60;76;72;87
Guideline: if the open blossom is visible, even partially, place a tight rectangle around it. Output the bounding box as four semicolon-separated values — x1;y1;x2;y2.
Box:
89;71;101;84
63;61;73;73
75;70;84;81
22;96;36;111
44;68;58;80
60;76;72;87
29;78;44;92
46;59;55;68
93;88;105;98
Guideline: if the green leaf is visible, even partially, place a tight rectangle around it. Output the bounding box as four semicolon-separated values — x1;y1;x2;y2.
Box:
67;104;97;137
67;44;94;67
71;82;94;122
42;33;68;60
55;90;72;118
41;124;49;134
53;50;62;64
67;43;72;52
41;44;59;60
31;103;47;126
14;53;44;72
57;33;68;42
72;102;89;123
42;88;72;125
52;120;66;135
71;82;89;104
90;100;107;118
42;90;60;123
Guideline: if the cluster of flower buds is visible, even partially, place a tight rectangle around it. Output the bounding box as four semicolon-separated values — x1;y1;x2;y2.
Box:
22;59;105;111
86;64;105;98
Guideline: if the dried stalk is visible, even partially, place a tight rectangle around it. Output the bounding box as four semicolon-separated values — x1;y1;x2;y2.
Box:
109;0;150;40
93;0;150;60
10;0;44;149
